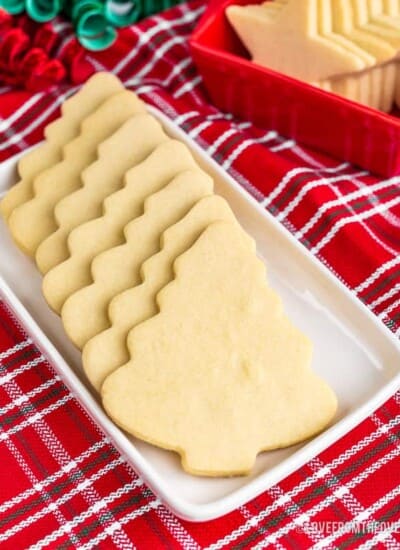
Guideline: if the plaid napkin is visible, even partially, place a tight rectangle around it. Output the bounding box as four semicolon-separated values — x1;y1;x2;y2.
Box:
0;1;400;548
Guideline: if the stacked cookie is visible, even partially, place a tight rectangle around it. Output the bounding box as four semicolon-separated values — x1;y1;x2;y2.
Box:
227;0;400;112
1;73;337;476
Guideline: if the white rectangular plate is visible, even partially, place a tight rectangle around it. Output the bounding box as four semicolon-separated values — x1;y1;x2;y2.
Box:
1;106;400;522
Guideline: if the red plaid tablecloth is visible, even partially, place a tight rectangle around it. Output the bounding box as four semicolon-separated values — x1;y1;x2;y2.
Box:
0;2;400;548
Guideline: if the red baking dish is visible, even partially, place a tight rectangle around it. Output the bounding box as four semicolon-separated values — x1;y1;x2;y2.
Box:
190;0;400;177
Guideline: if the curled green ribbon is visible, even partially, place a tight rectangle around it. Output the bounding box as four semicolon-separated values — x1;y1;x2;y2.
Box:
0;0;187;49
0;0;26;14
26;0;63;22
104;0;140;27
74;0;117;50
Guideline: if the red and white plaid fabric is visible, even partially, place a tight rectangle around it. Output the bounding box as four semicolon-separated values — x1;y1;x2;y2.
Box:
0;2;400;548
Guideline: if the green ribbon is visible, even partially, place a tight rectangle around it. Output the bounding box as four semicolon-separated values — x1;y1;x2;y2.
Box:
140;0;180;17
26;0;64;21
0;0;188;49
74;0;117;50
0;0;26;14
104;0;140;27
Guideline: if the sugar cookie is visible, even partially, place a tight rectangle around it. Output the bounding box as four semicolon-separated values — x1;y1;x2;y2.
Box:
369;0;400;25
332;0;397;55
42;141;200;313
353;0;400;36
8;90;145;256
83;195;237;391
226;1;367;82
333;0;397;110
0;73;123;222
382;0;400;16
270;0;376;64
316;0;373;107
62;170;214;348
102;221;337;477
265;0;374;107
35;113;168;274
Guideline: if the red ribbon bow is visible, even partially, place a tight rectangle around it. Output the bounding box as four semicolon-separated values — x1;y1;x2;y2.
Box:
0;9;95;91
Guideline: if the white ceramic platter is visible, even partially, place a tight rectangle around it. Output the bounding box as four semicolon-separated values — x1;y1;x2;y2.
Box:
1;106;400;522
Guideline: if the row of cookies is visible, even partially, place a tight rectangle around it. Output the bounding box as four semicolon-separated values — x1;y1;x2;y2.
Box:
226;0;400;112
1;73;336;476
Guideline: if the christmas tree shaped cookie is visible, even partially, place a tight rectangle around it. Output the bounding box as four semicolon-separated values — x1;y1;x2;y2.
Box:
226;0;368;82
83;195;237;391
8;90;145;256
42;141;200;314
102;221;337;476
62;170;213;349
0;72;123;222
35;113;168;274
